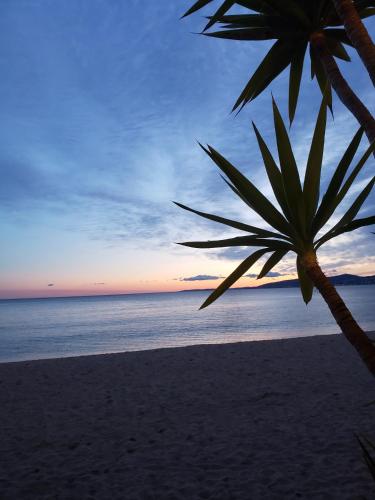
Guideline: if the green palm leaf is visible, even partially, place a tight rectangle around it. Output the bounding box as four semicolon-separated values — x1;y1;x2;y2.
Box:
203;0;235;31
219;174;254;210
178;235;292;250
199;248;270;309
264;0;310;26
218;13;280;28
272;98;306;236
310;45;333;112
338;215;375;233
176;94;373;308
181;0;374;119
313;134;374;235
252;123;291;218
235;1;276;14
232;39;292;111
296;256;314;304
303;90;327;226
173;201;290;239
324;28;354;47
312;127;364;235
334;142;375;204
334;176;375;227
325;37;351;61
315;215;375;247
199;143;292;235
257;249;289;279
204;27;279;40
289;41;307;124
316;176;375;248
181;0;214;19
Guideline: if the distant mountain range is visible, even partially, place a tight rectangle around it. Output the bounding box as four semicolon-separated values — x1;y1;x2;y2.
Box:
256;273;375;289
180;274;375;292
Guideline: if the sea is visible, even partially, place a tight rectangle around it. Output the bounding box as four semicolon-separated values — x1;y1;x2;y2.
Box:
0;285;374;363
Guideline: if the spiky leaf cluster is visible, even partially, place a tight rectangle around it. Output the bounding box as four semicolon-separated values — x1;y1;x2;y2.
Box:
176;95;374;307
182;0;375;122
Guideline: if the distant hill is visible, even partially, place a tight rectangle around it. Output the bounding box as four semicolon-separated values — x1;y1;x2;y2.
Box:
257;273;375;289
179;274;375;292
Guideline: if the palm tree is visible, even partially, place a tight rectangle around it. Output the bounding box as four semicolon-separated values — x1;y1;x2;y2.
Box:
332;0;375;85
182;0;375;143
175;95;375;375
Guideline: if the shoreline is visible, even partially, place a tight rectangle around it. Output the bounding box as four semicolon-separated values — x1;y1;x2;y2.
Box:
1;331;374;366
0;332;346;365
1;334;375;498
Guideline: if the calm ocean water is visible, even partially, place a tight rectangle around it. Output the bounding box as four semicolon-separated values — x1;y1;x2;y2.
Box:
0;286;374;362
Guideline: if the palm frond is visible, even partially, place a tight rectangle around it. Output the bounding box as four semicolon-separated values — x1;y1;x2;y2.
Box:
252;122;292;220
181;0;214;19
199;143;293;236
315;177;375;248
312;128;363;233
289;41;307;124
181;0;373;119
174;201;289;238
315;215;375;247
178;235;293;250
232;40;293;111
296;255;314;304
199;248;270;309
303;90;327;226
313;135;374;235
176;95;373;308
272;98;306;236
257;249;289;279
203;0;235;31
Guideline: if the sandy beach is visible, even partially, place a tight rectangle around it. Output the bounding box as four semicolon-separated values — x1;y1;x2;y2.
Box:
1;334;375;499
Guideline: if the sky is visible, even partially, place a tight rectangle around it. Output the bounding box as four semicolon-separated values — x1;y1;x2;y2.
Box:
0;0;374;299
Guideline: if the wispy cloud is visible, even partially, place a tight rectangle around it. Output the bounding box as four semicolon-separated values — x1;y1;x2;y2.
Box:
177;274;224;282
245;271;284;279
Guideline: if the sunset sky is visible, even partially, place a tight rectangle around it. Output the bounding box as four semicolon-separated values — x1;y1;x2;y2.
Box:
1;1;374;299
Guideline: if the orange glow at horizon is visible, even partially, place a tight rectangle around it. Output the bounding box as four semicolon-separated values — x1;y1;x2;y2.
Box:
2;252;374;300
0;274;297;300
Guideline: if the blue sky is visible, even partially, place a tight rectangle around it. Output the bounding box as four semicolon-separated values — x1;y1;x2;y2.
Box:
0;1;374;299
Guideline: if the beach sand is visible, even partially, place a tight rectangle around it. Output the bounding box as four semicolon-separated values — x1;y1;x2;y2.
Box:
1;334;375;499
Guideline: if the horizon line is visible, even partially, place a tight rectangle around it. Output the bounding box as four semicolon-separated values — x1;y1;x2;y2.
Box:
1;272;374;301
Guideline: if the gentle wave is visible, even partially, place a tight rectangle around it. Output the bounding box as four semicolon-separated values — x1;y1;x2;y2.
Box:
0;285;374;362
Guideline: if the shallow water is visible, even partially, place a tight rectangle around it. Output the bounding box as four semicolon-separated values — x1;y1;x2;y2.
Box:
0;285;374;362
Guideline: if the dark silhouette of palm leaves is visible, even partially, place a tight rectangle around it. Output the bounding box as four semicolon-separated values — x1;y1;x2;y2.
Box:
356;434;375;482
182;0;375;122
176;95;375;308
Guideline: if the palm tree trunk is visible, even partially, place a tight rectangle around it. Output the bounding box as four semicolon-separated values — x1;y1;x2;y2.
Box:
310;32;375;146
332;0;375;86
301;251;375;377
